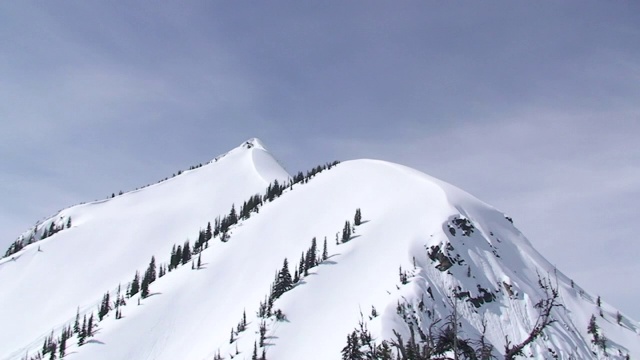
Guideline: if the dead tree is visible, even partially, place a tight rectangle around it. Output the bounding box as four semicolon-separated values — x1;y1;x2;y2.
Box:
504;275;562;360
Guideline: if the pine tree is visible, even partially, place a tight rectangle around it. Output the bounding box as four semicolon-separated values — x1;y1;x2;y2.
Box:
49;341;57;360
242;310;247;330
42;333;50;356
341;331;363;360
272;258;293;300
306;237;317;269
87;314;94;337
293;268;299;284
169;244;177;270
322;237;328;261
175;245;183;268
78;315;87;346
229;204;238;225
141;257;156;299
206;222;213;241
588;314;599;344
181;241;191;265
73;307;80;334
66;217;72;229
342;221;352;243
130;271;140;297
59;330;67;358
141;275;150;298
197;253;202;269
147;256;156;283
99;292;110;320
298;253;305;278
260;321;267;347
354;208;362;226
252;341;258;360
196;230;205;252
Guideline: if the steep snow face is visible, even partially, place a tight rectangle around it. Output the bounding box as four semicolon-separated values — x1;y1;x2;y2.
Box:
28;159;637;360
3;143;639;360
0;139;289;360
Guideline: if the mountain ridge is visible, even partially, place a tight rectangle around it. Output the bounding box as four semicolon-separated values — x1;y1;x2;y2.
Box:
1;139;638;360
0;139;290;359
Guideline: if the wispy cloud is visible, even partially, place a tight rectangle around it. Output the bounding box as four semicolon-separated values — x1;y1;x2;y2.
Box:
1;1;639;318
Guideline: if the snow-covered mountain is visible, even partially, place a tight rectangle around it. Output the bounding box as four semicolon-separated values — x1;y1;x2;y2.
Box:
1;139;638;360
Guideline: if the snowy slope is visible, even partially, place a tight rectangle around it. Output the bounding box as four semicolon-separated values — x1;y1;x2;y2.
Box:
2;141;638;360
0;138;290;360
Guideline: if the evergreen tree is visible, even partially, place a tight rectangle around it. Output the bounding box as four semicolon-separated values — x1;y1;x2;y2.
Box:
252;341;258;360
73;307;80;334
141;275;150;298
322;237;328;261
342;221;352;243
259;321;267;347
272;258;292;300
169;244;177;270
588;314;599;344
306;237;317;270
141;256;156;298
130;271;140;297
59;330;67;358
341;331;363;360
78;315;87;346
196;230;205;252
99;292;110;320
214;216;221;237
66;217;72;229
197;253;202;269
42;333;50;356
206;222;213;241
242;310;247;329
49;341;57;360
114;284;122;312
298;253;305;278
175;245;183;268
87;314;94;337
354;208;362;226
228;204;238;225
147;256;156;283
181;241;191;265
293;268;299;284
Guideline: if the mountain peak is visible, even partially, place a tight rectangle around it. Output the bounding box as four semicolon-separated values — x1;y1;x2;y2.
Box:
240;137;267;150
2;146;638;360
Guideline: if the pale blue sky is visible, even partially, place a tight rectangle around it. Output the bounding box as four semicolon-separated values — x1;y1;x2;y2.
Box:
1;2;639;318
